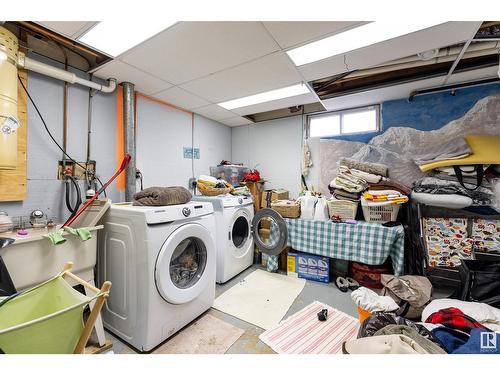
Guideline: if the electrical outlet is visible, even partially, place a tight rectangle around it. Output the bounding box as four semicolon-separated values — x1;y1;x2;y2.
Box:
58;160;96;180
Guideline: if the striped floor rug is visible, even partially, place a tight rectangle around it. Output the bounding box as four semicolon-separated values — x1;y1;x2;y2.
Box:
259;301;360;354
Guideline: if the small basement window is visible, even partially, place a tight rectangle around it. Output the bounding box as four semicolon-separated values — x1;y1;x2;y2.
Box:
308;105;380;138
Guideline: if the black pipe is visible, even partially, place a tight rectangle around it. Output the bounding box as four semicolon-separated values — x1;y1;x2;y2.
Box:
408;77;500;101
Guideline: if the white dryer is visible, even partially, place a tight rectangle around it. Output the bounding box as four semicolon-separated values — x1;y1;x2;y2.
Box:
192;195;254;283
97;202;216;352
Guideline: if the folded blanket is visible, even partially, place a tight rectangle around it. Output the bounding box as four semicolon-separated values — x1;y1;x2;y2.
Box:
369;180;411;195
340;158;388;177
332;188;360;201
330;177;366;193
413;137;471;166
413;177;493;205
339;165;382;184
133;186;192;206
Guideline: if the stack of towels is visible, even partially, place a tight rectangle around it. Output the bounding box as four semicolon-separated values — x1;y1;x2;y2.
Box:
329;164;386;202
363;189;409;204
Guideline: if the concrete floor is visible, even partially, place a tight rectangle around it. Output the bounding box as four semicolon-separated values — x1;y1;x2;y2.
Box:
103;265;358;354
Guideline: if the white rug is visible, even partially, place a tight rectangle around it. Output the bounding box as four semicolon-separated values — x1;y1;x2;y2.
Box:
259;301;359;354
213;269;306;330
153;313;244;354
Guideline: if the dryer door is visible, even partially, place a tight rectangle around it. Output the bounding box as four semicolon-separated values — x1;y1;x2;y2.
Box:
228;208;252;258
155;223;214;304
251;208;288;256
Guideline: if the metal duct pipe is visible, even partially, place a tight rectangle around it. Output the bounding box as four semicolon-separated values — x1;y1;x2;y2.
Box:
0;26;20;170
17;53;117;93
122;82;136;202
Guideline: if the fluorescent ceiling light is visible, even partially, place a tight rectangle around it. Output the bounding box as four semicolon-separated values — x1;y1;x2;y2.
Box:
218;83;311;110
287;21;445;66
78;21;176;57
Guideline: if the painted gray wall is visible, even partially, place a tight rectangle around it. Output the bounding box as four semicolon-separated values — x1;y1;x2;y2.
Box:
0;57;120;221
135;97;232;190
231;116;303;198
0;56;232;223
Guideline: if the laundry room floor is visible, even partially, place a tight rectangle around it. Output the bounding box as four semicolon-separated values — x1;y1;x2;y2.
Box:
102;265;358;354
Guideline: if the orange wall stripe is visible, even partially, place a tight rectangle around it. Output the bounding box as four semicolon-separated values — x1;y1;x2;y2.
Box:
136;92;193;115
115;85;125;190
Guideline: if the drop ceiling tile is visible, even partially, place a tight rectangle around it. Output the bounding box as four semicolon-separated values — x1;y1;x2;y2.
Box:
263;21;365;49
299;21;482;82
121;21;280;85
92;60;173;95
37;21;97;39
192;104;238;121
181;52;303;103
219;117;255;127
152;86;210;110
231;93;319;116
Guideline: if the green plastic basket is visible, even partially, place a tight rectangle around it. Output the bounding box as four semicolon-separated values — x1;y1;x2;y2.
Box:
0;273;95;354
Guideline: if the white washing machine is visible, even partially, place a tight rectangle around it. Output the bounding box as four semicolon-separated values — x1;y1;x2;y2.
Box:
97;202;216;352
192;195;254;283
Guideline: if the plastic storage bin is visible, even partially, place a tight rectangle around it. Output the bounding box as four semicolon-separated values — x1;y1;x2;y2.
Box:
210;165;249;187
361;197;401;223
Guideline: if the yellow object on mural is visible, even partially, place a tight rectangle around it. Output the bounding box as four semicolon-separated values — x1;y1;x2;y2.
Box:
419;134;500;172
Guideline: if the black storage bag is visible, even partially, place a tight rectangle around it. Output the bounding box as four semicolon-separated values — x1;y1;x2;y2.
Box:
457;260;500;308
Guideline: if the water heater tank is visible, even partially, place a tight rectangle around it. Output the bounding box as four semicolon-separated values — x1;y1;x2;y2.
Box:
0;26;20;170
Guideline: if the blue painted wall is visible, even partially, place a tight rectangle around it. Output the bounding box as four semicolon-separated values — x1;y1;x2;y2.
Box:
325;82;500;143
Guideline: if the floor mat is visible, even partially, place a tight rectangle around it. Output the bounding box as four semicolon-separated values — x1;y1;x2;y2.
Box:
259;301;360;354
213;269;306;330
153;313;244;354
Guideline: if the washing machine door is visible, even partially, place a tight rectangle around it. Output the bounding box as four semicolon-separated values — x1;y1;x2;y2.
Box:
228;208;252;258
251;208;288;256
155;223;214;304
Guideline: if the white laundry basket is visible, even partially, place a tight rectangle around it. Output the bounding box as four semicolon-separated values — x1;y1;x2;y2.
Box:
361;197;401;223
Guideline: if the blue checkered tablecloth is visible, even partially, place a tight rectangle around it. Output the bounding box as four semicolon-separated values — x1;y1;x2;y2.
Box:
268;219;405;275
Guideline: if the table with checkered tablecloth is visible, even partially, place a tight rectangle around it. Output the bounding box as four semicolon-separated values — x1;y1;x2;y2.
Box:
266;219;405;275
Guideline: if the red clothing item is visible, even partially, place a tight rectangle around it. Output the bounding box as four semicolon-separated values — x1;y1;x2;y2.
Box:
425;307;487;334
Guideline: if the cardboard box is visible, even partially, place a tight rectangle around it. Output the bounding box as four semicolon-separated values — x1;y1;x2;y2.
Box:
261;189;289;208
287;251;330;283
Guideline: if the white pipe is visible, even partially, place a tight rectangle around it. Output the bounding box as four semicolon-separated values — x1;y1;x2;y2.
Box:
347;46;500;79
17;53;116;93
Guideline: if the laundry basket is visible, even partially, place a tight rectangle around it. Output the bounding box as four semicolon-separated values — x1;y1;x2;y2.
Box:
361;197;401;223
0;262;110;354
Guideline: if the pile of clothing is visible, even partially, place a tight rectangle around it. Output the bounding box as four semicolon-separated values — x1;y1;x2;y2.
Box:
422;299;500;354
412;169;498;209
410;134;500;210
343;297;500;354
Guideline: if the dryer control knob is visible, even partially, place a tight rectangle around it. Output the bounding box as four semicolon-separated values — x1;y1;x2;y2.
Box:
238;198;243;204
182;207;191;217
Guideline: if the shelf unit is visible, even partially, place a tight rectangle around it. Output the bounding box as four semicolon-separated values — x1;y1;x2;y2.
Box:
407;202;500;290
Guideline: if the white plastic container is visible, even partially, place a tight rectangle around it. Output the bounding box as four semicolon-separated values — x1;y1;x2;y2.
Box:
314;197;329;220
298;191;317;220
